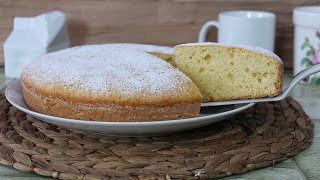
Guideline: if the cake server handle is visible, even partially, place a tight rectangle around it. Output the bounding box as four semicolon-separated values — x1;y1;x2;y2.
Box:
201;64;320;107
280;64;320;98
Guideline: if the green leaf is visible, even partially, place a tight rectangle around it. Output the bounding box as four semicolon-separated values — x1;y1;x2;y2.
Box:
311;75;320;86
306;48;316;56
301;41;310;50
301;57;313;67
310;76;320;86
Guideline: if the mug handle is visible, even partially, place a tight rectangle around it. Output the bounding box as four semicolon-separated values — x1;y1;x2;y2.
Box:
198;21;219;42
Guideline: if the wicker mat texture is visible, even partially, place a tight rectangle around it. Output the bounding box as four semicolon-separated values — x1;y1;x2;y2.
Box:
0;95;314;180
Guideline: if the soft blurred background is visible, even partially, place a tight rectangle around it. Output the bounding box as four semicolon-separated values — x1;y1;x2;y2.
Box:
1;0;320;68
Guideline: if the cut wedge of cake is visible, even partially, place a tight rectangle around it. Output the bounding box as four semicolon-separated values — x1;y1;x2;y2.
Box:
174;43;283;102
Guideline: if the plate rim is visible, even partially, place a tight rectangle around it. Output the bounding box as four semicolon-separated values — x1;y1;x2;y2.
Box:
5;79;256;126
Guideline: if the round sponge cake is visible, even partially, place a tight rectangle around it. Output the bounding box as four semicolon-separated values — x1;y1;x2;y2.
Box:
20;44;201;122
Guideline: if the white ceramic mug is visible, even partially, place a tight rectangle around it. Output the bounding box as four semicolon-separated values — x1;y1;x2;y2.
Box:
198;10;276;52
293;6;320;86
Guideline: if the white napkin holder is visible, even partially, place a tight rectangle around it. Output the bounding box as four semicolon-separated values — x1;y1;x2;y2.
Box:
4;11;70;78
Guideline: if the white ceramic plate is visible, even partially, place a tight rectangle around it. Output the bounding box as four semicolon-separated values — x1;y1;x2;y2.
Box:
5;79;255;136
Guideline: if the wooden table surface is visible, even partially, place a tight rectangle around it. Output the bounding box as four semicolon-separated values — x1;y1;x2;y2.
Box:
0;69;319;180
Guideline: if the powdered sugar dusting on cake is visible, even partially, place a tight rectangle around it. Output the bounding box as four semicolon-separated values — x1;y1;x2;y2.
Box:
22;44;190;99
177;42;283;64
106;43;174;54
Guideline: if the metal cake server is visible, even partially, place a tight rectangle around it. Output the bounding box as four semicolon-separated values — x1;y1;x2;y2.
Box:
201;64;320;107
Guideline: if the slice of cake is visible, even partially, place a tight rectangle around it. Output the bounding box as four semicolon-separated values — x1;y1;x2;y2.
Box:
174;43;283;102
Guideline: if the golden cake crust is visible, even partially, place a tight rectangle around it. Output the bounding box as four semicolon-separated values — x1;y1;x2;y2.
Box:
21;83;200;122
21;44;202;122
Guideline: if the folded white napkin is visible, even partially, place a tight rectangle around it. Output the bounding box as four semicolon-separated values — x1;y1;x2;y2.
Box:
4;11;70;78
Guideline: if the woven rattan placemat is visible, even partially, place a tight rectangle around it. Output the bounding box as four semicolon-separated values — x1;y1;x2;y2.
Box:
0;95;314;179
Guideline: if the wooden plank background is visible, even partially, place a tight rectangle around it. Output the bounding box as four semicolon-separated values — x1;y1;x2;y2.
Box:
0;0;319;68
